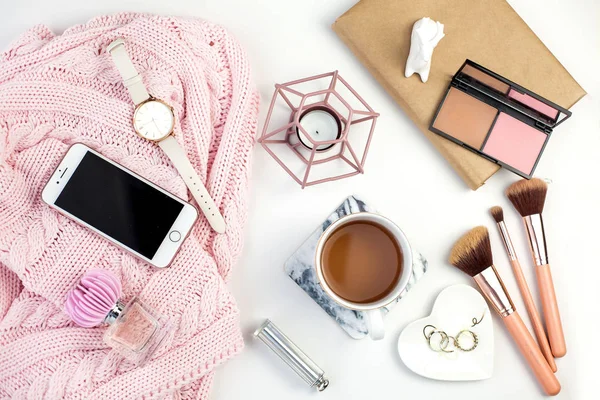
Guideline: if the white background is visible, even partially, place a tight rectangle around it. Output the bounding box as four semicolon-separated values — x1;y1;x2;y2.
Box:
2;1;599;399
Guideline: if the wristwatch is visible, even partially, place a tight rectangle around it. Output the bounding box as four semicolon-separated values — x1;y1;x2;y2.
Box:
107;38;226;234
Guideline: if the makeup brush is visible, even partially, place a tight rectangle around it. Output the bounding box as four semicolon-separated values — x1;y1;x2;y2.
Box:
449;227;560;396
506;179;566;358
490;206;557;372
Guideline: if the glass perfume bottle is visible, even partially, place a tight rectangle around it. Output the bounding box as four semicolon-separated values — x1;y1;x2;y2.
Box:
65;269;169;366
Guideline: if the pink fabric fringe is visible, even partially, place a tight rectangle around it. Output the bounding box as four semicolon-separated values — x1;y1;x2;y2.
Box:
0;13;259;399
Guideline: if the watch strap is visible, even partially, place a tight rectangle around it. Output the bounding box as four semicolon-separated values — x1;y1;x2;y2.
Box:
107;38;150;105
158;136;226;233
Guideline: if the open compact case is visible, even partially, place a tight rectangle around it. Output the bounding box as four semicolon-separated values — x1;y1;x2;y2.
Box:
430;60;572;178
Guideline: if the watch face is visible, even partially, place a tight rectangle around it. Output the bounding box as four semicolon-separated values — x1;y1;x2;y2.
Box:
133;100;175;141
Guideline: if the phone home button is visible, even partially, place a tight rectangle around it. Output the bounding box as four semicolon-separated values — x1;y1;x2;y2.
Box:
169;231;181;242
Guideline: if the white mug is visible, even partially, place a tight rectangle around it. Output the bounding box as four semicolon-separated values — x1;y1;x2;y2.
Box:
314;212;413;340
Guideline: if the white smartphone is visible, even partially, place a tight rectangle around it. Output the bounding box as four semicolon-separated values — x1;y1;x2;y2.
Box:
42;143;198;268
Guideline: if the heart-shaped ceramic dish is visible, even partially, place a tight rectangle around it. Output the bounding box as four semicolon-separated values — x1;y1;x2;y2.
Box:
397;284;493;381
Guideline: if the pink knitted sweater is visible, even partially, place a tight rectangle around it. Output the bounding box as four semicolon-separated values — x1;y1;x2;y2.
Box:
0;13;259;399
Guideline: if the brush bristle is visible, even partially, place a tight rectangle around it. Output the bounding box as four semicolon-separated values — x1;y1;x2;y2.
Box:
490;206;504;223
448;226;493;277
505;178;547;217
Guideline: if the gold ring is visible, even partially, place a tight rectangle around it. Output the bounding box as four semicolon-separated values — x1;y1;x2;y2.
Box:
455;330;478;352
427;330;449;352
440;336;457;353
423;325;437;340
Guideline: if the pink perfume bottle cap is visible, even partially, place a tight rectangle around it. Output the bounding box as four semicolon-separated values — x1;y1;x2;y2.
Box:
65;269;122;328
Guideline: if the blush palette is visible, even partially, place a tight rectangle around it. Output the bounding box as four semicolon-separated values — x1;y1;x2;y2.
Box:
430;60;572;178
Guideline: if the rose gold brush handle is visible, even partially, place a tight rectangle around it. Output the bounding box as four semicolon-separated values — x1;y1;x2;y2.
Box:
503;312;561;396
536;264;566;358
510;259;557;372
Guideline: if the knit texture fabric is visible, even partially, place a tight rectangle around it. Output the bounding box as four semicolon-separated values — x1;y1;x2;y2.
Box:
0;13;259;399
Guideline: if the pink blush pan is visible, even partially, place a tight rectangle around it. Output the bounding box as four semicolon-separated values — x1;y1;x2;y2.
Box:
482;113;548;175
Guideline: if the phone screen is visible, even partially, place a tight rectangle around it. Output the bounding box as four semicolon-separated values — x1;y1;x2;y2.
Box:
55;151;184;259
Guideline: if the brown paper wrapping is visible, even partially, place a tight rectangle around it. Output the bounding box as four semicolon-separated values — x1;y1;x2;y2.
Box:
333;0;586;190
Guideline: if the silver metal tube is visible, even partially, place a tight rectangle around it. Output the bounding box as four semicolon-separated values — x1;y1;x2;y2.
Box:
523;214;548;266
254;319;329;391
473;266;515;318
497;221;517;261
103;300;125;325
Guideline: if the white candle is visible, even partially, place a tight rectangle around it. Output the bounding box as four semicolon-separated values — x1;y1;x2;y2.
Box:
297;108;341;151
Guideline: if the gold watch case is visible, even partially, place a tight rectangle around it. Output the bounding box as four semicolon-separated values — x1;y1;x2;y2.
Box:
132;97;176;142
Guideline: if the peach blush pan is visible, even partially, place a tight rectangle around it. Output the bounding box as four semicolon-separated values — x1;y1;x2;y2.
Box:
482;113;548;175
432;87;498;149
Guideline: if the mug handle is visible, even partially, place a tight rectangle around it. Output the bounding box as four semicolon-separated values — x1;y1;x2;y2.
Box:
365;309;385;340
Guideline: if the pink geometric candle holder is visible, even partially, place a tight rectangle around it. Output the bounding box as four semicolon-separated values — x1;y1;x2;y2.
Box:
259;71;379;188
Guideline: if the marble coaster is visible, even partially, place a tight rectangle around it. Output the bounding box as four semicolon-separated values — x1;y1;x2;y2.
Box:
284;195;428;339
